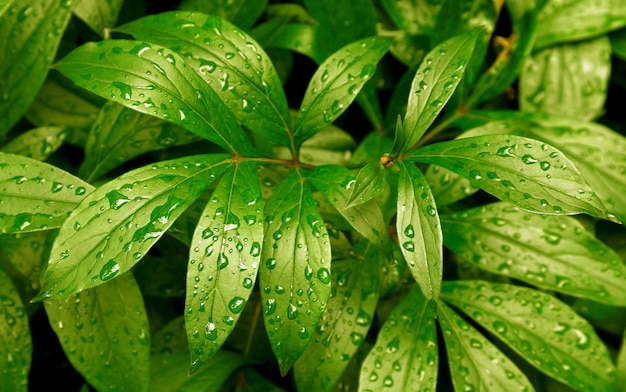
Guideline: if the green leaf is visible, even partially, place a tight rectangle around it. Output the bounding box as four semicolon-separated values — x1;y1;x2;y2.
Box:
0;0;73;137
396;162;442;305
0;152;94;234
381;0;442;36
610;28;626;61
259;169;332;375
345;162;386;209
294;37;391;144
151;316;187;355
535;0;626;49
438;300;535;392
442;202;626;306
359;286;438;391
150;350;248;392
1;126;67;161
72;0;124;36
79;101;198;182
34;154;232;301
179;0;268;30
425;164;478;207
185;162;263;373
441;280;620;392
392;32;478;155
520;36;611;121
408;134;613;220
350;131;394;168
307;165;391;249
0;265;32;392
115;12;292;147
265;23;326;64
274;125;356;167
54;39;254;156
0;231;47;307
294;258;379;392
44;273;150;392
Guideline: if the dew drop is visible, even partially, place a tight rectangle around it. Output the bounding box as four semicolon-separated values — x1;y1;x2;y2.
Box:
100;259;120;281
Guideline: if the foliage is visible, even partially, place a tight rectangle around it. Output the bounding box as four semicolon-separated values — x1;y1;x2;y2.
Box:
2;0;626;391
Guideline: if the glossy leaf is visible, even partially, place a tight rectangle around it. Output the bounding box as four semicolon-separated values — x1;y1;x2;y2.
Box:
307;165;391;249
0;0;73;137
359;286;438;392
34;154;232;301
185;162;263;373
520;36;611;121
116;12;292;147
44;273;150;392
442;202;626;306
72;0;124;36
0;265;32;392
266;23;326;64
54;39;254;155
392;32;478;155
259;169;332;375
294;37;391;144
408;134;613;220
0;231;47;306
0;152;94;234
79;101;198;182
425;164;478;207
438;300;534;392
345;162;386;209
273;125;356;167
535;0;626;49
396;162;442;305
1;126;67;161
294;258;379;392
381;0;442;35
179;0;267;30
441;280;620;392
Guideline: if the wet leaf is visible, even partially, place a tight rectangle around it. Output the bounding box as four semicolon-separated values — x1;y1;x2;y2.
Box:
79;101;198;182
442;202;626;306
116;12;292;147
610;28;626;61
0;0;73;137
44;273;150;392
396;162;442;305
259;169;331;375
265;23;326;64
350;132;394;168
294;258;379;392
381;0;442;36
359;286;438;392
185;162;263;373
438;300;534;392
34;154;232;301
307;165;391;249
54;39;254;156
520;36;611;121
0;265;32;392
345;162;386;209
0;152;94;234
72;0;124;36
442;281;620;392
535;0;626;49
1;126;67;161
408;134;613;220
151;316;187;355
274;125;356;167
392;32;478;156
179;0;268;30
425;164;478;207
294;36;391;145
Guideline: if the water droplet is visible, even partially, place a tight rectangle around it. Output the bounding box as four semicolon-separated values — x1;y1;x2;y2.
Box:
402;241;415;252
540;161;551;171
321;69;329;82
51;182;63;193
426;205;436;216
228;297;246;313
100;259;120;281
264;299;276;315
112;81;132;100
250;242;260;257
205;322;217;340
242;277;253;289
106;190;131;210
496;146;516;158
469;169;481;180
287;303;299;319
521;154;537;164
404;224;415;238
317;268;330;284
266;258;277;270
217;253;229;269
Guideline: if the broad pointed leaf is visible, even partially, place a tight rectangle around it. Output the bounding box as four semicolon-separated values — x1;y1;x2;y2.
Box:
359;286;438;392
72;0;124;36
0;0;73;137
294;258;379;392
441;280;620;392
392;32;478;156
185;162;263;373
396;162;442;305
116;12;292;147
381;0;442;35
54;39;254;156
179;0;268;30
1;126;67;161
34;154;232;301
0;153;94;234
345;162;386;209
438;301;534;392
259;169;331;375
307;165;390;249
408;135;613;220
44;273;150;392
442;202;626;306
265;23;326;64
79;101;198;182
294;37;391;144
425;164;478;207
0;265;32;392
